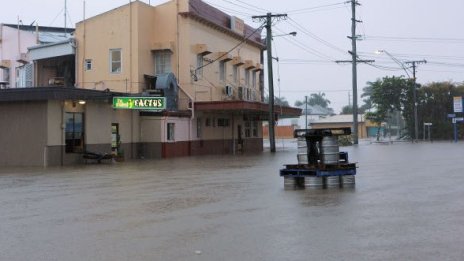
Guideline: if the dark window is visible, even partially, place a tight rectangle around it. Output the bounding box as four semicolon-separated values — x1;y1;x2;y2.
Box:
217;118;230;127
65;112;84;153
167;123;175;141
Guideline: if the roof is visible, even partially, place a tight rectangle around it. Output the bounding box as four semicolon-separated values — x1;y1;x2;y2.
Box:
297;104;333;116
195;101;301;119
0;87;122;102
311;114;365;124
2;24;74;34
181;0;264;48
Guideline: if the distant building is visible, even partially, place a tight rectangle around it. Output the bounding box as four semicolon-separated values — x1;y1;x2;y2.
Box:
309;114;378;139
0;23;73;89
264;104;331;139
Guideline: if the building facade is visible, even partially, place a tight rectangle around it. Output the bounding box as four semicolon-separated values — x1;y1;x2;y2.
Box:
0;24;72;89
0;0;299;166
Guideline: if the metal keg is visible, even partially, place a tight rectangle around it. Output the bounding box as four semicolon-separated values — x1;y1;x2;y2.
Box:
297;137;308;164
304;176;323;188
324;176;340;188
341;175;355;187
321;136;339;164
284;177;297;188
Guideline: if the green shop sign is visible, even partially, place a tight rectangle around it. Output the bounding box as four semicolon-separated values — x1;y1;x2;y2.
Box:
113;97;166;110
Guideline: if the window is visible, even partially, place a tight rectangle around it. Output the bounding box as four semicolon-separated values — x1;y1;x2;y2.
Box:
244;120;251;138
252;71;256;88
233;65;238;83
219;61;227;82
212;118;216;127
217;118;230;127
252;121;258;137
205;118;211;127
85;59;92;71
167;123;175;141
110;49;122;73
65;112;84;153
197;118;202;138
196;54;204;77
154;50;172;74
245;69;250;87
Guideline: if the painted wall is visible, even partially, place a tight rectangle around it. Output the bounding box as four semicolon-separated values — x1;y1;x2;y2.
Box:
0;25;38;88
0;101;47;166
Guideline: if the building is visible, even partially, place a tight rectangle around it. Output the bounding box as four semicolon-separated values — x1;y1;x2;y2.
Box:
309;114;378;139
0;0;300;167
0;23;73;89
264;104;332;139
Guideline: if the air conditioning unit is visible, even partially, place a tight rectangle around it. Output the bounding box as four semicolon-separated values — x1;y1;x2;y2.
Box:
16;53;28;64
225;85;233;97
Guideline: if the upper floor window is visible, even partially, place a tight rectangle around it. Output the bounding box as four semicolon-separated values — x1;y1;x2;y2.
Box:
110;49;122;74
252;71;257;88
196;54;204;78
245;69;250;87
219;61;227;82
233;65;238;84
85;59;92;71
154;50;172;75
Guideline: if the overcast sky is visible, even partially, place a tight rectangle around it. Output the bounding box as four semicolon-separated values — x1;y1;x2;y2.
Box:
2;0;464;112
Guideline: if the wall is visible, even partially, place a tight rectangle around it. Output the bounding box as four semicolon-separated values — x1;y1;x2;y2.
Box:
177;17;262;103
75;3;138;92
85;100;113;153
0;25;38;88
0;101;47;166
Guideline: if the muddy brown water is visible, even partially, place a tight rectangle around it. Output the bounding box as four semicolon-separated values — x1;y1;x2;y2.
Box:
1;141;464;260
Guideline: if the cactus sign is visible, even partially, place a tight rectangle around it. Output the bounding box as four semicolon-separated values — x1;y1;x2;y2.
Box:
113;97;166;110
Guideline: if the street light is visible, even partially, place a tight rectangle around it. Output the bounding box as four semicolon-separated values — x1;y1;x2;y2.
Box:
266;31;296;152
375;50;411;77
272;31;297;38
375;49;418;141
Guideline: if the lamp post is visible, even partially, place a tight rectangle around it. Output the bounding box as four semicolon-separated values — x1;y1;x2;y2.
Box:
265;30;296;152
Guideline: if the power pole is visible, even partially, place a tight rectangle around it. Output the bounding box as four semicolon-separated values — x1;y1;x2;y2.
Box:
335;0;373;145
252;13;287;153
405;60;427;141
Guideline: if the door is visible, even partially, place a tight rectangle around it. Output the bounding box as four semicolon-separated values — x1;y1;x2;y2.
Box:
111;123;120;155
237;124;243;152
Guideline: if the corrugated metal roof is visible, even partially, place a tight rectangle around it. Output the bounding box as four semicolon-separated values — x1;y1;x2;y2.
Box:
312;114;365;124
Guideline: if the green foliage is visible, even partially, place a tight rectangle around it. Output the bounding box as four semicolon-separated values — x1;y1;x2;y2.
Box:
264;95;290;107
341;105;365;115
294;92;332;110
363;78;464;140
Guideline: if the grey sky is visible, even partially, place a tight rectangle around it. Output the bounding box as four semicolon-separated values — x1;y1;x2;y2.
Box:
2;0;464;112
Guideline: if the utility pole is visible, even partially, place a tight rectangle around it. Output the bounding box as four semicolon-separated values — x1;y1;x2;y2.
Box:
64;0;67;36
252;13;287;153
405;60;427;141
335;0;373;145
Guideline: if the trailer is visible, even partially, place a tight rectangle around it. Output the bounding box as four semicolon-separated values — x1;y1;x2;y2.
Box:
280;127;357;188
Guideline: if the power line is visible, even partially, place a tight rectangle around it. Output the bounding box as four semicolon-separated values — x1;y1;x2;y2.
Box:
285;2;347;15
192;22;265;80
363;35;464;43
285;18;348;55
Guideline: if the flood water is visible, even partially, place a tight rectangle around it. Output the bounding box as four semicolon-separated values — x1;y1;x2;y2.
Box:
1;140;464;260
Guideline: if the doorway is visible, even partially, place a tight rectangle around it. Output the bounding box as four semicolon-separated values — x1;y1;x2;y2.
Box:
111;123;120;155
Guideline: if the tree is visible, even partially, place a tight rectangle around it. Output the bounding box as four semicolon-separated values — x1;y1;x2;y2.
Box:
294;92;331;108
363;76;413;138
264;95;290;107
341;105;365;115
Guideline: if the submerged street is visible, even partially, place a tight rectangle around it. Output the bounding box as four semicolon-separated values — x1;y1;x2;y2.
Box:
1;141;464;260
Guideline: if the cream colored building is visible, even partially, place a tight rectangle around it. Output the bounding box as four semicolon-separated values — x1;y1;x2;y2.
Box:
0;0;299;166
72;0;298;158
